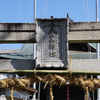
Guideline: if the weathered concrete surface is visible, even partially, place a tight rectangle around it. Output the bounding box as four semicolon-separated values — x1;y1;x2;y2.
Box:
0;59;35;70
1;22;100;43
69;22;100;30
0;59;99;72
71;59;100;71
0;32;36;43
0;23;35;31
69;31;100;43
0;23;36;43
69;22;100;43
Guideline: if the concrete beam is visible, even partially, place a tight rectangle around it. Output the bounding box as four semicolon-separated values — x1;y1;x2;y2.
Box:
69;22;100;43
71;59;100;72
1;22;100;43
0;23;36;43
0;23;36;31
0;59;99;73
0;59;99;72
0;59;35;70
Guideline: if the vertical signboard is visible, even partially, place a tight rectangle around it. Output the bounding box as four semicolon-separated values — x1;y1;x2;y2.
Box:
36;18;68;68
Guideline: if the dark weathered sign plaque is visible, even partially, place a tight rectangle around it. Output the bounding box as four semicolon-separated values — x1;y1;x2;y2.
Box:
36;18;68;68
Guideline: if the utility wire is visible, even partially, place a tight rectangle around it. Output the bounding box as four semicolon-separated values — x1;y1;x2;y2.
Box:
87;0;89;22
83;0;86;21
87;1;93;99
97;0;99;21
45;0;48;18
29;0;32;23
19;0;22;22
43;0;45;18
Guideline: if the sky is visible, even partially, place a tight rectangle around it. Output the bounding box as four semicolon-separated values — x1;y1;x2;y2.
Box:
0;0;99;49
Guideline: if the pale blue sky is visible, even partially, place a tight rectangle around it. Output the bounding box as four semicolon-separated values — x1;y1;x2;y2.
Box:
0;0;99;49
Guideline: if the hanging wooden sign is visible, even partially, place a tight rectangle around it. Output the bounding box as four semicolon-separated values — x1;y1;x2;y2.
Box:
36;18;69;68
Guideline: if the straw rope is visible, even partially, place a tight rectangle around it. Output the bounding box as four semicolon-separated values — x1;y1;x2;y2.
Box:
1;74;100;100
85;87;89;100
0;60;99;100
2;57;98;100
50;84;54;100
10;87;14;100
